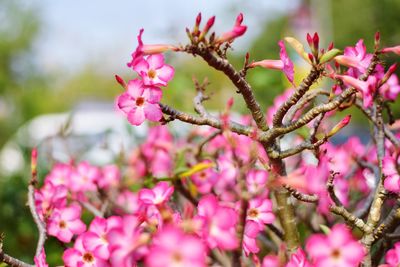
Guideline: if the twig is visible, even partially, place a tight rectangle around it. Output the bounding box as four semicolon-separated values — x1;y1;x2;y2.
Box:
284;185;319;203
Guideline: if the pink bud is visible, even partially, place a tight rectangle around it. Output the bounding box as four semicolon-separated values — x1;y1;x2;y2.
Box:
374;31;380;49
380;63;398;84
227;97;234;110
308;53;314;62
203;16;215;33
115;75;127;89
327;115;351;137
313;32;319;51
31;148;38;175
381;45;400;55
328;42;334;51
248;60;284;70
235;13;244;25
306;33;313;47
141;44;178;55
196;13;202;26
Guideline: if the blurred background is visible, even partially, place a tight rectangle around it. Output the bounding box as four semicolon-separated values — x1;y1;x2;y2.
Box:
0;0;399;265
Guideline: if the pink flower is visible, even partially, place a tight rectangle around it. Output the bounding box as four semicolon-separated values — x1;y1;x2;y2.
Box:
34;248;49;267
334;74;377;107
216;13;247;44
107;215;148;267
146;226;206;267
384;242;400;266
133;54;174;86
383;155;400;193
44;163;72;187
35;182;67;220
262;255;280;267
286;248;313;267
115;190;141;215
82;217;121;260
191;160;218;194
246;169;269;197
117;79;163;125
63;235;110;267
306;224;365;267
249;40;294;84
47;204;86;243
335;39;372;75
380;73;400;101
128;29;177;67
98;165;120;189
194;195;239;250
139;181;174;206
69;161;100;193
243;220;260;256
246;197;275;230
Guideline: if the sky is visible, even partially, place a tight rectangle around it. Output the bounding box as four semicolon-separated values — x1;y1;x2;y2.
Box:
31;0;300;75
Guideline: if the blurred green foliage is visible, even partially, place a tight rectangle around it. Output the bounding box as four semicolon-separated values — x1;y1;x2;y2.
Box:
0;0;399;265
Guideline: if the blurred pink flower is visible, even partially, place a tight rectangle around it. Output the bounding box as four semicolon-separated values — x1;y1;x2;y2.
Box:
246;197;275;230
286;248;313;267
383;155;400;193
243;220;260;256
69;161;100;193
47;204;86;243
334;74;377;107
306;224;364;267
63;235;109;267
139;181;174;206
146;226;206;267
34;248;49;267
195;195;239;250
383;242;400;266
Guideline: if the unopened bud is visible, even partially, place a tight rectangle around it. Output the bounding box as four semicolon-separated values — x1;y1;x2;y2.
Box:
380;63;398;85
31;148;38;176
312;32;319;52
328;42;334;51
193;13;202;36
320;48;342;64
199;16;215;40
115;75;127;89
306;33;313;47
327;115;351;137
381;45;400;56
374;31;380;50
235;13;244;25
308;53;314;63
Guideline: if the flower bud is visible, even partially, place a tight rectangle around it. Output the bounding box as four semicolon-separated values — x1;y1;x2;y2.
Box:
374;31;380;50
320;48;342;64
380;63;398;85
193;13;202;36
381;45;400;55
199;16;215;40
327;115;351;137
31;148;38;176
115;75;127;89
327;42;334;51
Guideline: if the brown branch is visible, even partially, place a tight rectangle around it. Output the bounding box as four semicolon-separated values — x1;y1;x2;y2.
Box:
278;138;327;159
0;251;33;267
160;103;255;137
273;67;322;127
184;45;269;131
284;185;319;203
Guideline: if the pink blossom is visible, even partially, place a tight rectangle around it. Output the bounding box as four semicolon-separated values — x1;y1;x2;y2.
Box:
334;74;377;107
44;163;72;187
249;40;294;84
69;161;100;193
34;248;49;267
47;204;86;243
382;155;400;193
128;29;177;67
35;182;67;220
133;54;174;86
262;255;280;267
115;190;141;215
243;220;260;256
194;195;239;250
82;217;121;260
335;39;372;75
246;169;269;197
216;13;247;44
191;160;218;194
63;235;109;267
146;226;207;267
107;215;148;267
98;165;120;189
117;79;163;125
380;73;400;101
286;248;313;267
139;181;174;206
246;197;275;230
306;224;364;267
384;242;400;266
266;88;295;127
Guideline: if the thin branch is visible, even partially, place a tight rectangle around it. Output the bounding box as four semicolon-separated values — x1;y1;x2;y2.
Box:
278;138;327;159
184;45;269;131
273;67;322;127
284;185;319;203
0;251;33;267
